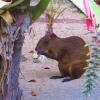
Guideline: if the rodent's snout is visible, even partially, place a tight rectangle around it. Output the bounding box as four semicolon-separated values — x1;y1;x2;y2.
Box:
35;47;40;54
35;47;38;52
35;48;43;54
35;48;48;56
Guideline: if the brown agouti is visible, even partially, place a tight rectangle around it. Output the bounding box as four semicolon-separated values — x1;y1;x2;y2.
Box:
35;33;89;82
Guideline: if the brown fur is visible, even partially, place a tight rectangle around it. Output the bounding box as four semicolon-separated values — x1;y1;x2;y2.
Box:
35;33;89;81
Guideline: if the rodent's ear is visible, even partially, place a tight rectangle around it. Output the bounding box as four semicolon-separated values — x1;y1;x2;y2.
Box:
49;33;57;40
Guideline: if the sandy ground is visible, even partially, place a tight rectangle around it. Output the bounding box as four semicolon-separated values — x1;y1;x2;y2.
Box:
19;3;100;100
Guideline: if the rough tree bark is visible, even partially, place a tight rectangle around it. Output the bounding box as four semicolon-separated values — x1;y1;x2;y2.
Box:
0;15;30;100
4;34;24;100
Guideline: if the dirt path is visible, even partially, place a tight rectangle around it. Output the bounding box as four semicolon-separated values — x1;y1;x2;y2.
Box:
19;3;100;100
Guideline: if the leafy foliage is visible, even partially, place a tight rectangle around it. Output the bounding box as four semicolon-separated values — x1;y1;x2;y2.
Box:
1;0;24;9
30;0;50;20
82;34;100;98
0;0;50;24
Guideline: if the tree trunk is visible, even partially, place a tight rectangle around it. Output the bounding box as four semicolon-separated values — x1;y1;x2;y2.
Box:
0;15;30;100
4;34;24;100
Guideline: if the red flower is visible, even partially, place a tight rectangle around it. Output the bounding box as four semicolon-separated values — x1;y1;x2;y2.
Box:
85;16;93;31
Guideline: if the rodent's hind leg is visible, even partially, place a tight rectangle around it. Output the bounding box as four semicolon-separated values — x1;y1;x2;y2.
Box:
50;75;65;79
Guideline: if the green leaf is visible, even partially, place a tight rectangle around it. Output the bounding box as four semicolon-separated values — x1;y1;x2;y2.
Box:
1;0;50;21
97;55;100;59
30;0;50;20
16;0;31;8
0;0;12;8
79;12;85;19
84;31;94;35
96;60;100;65
1;0;24;9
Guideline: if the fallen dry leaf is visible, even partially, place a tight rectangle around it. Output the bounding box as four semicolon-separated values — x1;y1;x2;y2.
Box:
28;79;36;83
44;67;50;69
31;91;37;96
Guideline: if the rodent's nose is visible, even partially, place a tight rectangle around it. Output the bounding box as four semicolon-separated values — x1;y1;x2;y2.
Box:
35;48;42;54
35;48;48;56
35;47;40;52
35;48;38;51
